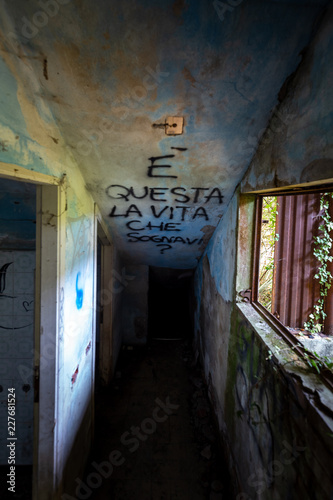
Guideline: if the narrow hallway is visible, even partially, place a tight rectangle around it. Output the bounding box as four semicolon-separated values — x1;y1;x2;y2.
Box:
83;340;233;500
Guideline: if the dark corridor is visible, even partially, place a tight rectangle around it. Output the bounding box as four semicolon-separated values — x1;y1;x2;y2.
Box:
81;268;234;499
86;340;232;500
148;267;194;341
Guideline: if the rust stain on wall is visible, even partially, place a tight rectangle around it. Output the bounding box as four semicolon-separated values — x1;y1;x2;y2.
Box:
43;58;48;80
182;67;197;87
71;366;79;385
172;0;188;19
199;225;216;251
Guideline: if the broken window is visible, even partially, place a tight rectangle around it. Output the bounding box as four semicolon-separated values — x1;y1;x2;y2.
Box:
252;190;333;373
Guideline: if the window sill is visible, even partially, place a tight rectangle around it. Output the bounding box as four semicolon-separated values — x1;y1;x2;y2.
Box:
236;301;333;423
287;328;333;359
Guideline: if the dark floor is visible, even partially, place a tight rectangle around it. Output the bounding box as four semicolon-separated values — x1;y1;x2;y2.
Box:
85;340;233;500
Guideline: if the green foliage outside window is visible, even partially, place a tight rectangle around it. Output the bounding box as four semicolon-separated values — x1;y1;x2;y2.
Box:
258;196;279;310
304;192;333;334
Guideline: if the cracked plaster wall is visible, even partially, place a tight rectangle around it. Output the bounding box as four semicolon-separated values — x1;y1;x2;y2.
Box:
194;7;333;498
0;54;124;499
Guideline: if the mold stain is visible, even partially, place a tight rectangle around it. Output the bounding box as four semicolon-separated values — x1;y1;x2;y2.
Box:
182;67;197;87
43;58;48;80
172;0;188;20
0;140;8;152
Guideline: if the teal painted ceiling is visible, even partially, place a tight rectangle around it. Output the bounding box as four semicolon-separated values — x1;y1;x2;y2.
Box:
0;0;330;267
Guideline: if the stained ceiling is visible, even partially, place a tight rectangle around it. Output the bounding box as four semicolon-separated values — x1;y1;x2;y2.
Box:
0;0;330;267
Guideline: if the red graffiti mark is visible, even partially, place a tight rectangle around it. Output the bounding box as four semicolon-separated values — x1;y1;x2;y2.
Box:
71;366;79;384
85;341;92;355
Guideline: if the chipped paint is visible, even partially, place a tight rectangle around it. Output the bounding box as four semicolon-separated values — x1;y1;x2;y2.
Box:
242;3;333;192
194;5;333;497
0;1;332;496
71;366;79;385
0;0;328;267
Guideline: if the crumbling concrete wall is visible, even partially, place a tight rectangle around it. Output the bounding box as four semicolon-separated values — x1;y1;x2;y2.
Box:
194;199;333;499
194;5;333;498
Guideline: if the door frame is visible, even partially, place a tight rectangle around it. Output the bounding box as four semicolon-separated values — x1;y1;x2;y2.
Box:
94;205;114;388
0;162;64;499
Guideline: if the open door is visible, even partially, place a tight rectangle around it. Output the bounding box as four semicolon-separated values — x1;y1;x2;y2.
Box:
95;238;102;392
0;179;36;499
95;219;114;387
0;164;63;500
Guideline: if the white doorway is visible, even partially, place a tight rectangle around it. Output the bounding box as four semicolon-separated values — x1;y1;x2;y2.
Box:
0;179;36;499
0;164;64;500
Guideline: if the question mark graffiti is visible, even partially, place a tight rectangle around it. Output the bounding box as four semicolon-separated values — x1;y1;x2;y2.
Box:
157;244;172;254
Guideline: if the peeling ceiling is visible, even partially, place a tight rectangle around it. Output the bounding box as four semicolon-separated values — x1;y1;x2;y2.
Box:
0;0;330;267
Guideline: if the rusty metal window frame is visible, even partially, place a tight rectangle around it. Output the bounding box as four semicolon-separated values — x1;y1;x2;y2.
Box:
251;188;333;390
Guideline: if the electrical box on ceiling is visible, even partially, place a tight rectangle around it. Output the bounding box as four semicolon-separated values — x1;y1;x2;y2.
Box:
165;117;184;135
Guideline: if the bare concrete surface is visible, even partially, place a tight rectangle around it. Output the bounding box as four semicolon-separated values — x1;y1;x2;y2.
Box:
84;340;233;500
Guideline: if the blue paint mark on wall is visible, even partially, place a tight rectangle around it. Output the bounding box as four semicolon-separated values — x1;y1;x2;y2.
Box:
76;272;84;310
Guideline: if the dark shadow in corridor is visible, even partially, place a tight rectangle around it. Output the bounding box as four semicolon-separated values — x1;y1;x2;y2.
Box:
84;340;233;500
148;267;194;341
